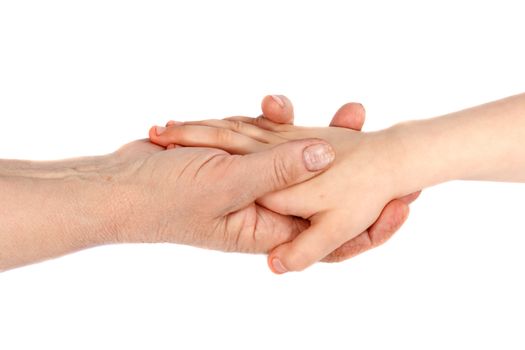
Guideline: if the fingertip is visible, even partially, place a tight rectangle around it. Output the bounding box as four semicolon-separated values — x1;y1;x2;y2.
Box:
267;255;288;274
269;242;313;273
149;125;170;146
261;94;294;124
330;102;366;130
261;95;274;110
400;190;422;204
148;126;157;139
388;199;410;228
267;242;292;274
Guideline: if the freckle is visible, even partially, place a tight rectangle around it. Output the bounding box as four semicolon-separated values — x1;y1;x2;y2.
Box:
106;176;113;181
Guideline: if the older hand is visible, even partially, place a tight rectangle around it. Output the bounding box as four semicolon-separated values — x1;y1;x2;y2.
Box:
0;131;335;271
110;136;334;254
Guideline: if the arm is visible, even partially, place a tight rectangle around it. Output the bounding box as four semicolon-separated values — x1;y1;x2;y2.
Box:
393;92;525;195
147;93;525;273
0;156;120;271
278;92;525;271
0;137;333;272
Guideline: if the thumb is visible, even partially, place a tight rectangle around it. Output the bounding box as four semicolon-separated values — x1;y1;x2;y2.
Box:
330;102;366;130
228;138;335;210
261;94;295;125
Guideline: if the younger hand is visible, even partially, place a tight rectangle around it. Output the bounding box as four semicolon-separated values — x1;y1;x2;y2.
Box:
231;96;419;264
149;118;408;272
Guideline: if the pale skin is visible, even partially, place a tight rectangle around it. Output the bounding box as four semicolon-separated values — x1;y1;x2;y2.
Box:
0;95;412;272
149;93;525;273
208;96;420;266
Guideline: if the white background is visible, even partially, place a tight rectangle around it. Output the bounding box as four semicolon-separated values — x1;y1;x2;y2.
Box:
1;1;524;349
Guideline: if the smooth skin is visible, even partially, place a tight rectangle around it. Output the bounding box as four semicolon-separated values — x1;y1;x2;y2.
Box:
221;95;420;265
149;93;525;273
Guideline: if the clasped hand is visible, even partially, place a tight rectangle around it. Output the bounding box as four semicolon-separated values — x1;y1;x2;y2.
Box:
140;96;418;273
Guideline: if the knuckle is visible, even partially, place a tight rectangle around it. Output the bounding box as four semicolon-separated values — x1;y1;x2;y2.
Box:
222;223;240;253
270;152;295;188
253;116;267;128
222;208;259;253
213;127;233;144
228;119;244;132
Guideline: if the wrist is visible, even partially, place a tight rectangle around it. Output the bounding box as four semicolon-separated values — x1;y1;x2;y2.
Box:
364;127;416;200
384;116;470;196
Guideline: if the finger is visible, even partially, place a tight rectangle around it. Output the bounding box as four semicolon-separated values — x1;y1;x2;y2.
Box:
226;139;335;211
224;116;294;132
322;199;410;263
399;190;421;204
261;94;295;125
148;124;268;154
256;186;316;219
164;121;184;149
329;102;366;131
182;119;285;144
165;120;183;127
267;214;349;273
321;230;374;263
227;206;310;253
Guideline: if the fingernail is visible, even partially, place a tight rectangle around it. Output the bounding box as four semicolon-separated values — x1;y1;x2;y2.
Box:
303;143;335;171
271;257;288;274
155;126;166;135
271;95;285;108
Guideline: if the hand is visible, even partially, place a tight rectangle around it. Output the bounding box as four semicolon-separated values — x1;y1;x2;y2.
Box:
147;115;413;272
239;95;420;264
0;132;336;271
110;137;335;254
154;94;419;270
161;95;419;266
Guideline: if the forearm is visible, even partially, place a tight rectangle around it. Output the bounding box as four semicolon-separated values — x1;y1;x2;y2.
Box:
0;156;122;271
392;93;525;195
